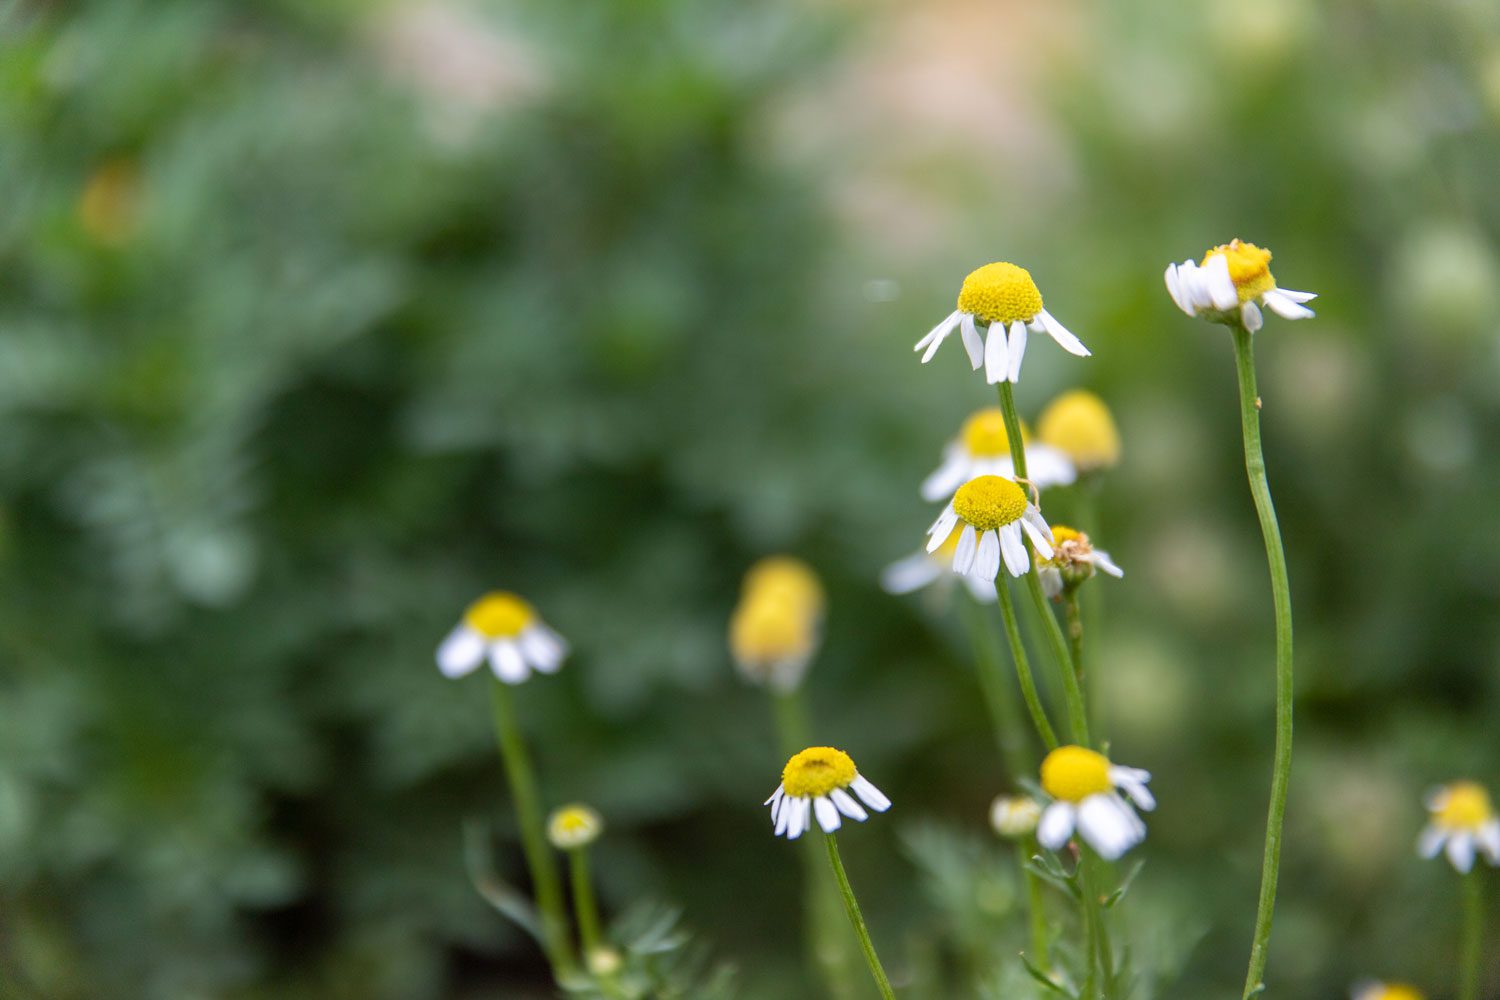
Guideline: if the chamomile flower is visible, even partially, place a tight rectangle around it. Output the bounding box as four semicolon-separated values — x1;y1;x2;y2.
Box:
926;475;1054;582
1164;239;1316;333
436;591;568;683
730;557;825;692
1351;982;1424;1000
1036;745;1155;861
921;408;1076;500
916;261;1090;384
990;795;1043;839
766;747;891;840
547;804;604;849
1037;389;1121;474
742;555;825;619
1417;780;1500;873
1037;525;1124;599
881;522;997;604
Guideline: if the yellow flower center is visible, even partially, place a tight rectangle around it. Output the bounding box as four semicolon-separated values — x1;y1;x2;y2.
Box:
960;409;1030;457
783;746;858;798
1049;525;1083;546
952;476;1028;532
1370;986;1424;1000
1202;239;1276;304
1041;745;1114;802
463;592;535;638
957;262;1044;325
547;804;603;848
1037;390;1120;471
1434;781;1494;830
729;596;815;663
743;556;824;618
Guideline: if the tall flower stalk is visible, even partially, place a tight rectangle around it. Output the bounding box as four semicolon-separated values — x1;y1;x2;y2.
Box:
1459;868;1483;1000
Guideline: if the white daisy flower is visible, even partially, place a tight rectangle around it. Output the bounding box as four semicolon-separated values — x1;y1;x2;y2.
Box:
435;591;568;683
921;407;1076;501
882;521;997;604
547;803;604;850
766;746;891;840
1417;780;1500;874
1351;982;1425;1000
926;475;1054;583
1164;238;1316;333
1037;525;1124;599
990;795;1043;839
1036;745;1155;861
915;261;1089;384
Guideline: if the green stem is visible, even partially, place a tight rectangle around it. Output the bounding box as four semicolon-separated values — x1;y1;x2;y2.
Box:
775;690;859;1000
1231;325;1296;1000
1063;591;1086;698
1075;853;1116;1000
997;579;1058;750
568;848;603;958
958;592;1032;776
824;834;897;1000
997;381;1092;748
489;680;576;978
1460;868;1484;1000
1020;837;1050;971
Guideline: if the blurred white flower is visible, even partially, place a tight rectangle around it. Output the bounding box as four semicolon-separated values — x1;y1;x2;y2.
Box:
1417;781;1500;873
1037;745;1154;861
921;408;1075;500
436;591;568;683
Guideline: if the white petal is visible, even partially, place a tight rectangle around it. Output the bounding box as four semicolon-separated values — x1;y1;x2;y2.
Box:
1417;824;1448;859
974;529;1001;582
1279;288;1317;303
1007;321;1028;383
962;573;999;603
880;553;944;595
1241;300;1263;333
1092;550;1124;577
1037;802;1075;850
920;448;971;503
953;523;979;575
960;312;985;369
1263;289;1315;320
766;784;786;807
1203;253;1238;310
984;320;1009;384
1039;566;1063;599
814;796;842;833
1110;766;1155;811
1023;444;1076;489
489;641;530;684
788;798;810;840
436;625;485;678
519;625;565;673
1478;821;1500;864
1020;512;1054;559
926;505;959;552
916;310;961;360
1164;264;1191;315
850;774;891;812
775;794;796;836
999;523;1030;577
1038;310;1090;357
1078;795;1142;860
830;788;868;821
1447;833;1477;873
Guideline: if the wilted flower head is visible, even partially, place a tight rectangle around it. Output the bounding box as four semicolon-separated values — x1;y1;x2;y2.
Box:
1417;780;1500;873
1037;389;1121;474
548;804;604;849
1038;525;1124;598
766;747;890;840
1165;238;1316;333
990;795;1043;839
436;591;568;683
916;262;1089;384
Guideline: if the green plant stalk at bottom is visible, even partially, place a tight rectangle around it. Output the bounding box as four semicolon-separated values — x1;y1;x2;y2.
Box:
1229;325;1296;1000
1460;868;1484;1000
824;834;897;1000
489;679;576;978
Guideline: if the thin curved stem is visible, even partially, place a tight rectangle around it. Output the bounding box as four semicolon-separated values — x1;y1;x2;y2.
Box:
958;590;1033;775
1020;836;1050;971
1460;868;1483;1000
824;834;897;999
1231;325;1296;1000
997;578;1058;750
568;848;603;958
489;680;576;978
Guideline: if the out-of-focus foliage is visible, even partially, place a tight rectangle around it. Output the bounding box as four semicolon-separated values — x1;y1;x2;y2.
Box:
2;0;1499;997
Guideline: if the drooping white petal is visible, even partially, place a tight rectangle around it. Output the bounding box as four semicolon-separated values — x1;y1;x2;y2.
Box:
1274;287;1317;304
1477;821;1500;864
880;553;944;595
1447;832;1477;873
1203;253;1238;310
1007;321;1028;383
1178;260;1210;310
961;573;999;603
1039;566;1064;599
917;310;961;361
920;447;971;502
1078;794;1141;860
1263;289;1315;320
814;796;841;833
1417;824;1448;859
1020;511;1054;559
974;529;1001;582
1023;444;1076;489
1038;310;1090;357
984;320;1009;384
1164;264;1192;315
953;524;979;575
850;774;891;812
1110;766;1155;811
926;505;959;553
489;641;530;684
766;784;786;807
960;313;985;370
775;794;794;836
1241;300;1263;333
436;625;486;678
830;787;868;821
1037;801;1076;850
1092;550;1124;577
519;625;565;673
999;523;1030;577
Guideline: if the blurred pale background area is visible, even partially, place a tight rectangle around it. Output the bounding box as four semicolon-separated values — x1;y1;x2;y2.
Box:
2;0;1499;997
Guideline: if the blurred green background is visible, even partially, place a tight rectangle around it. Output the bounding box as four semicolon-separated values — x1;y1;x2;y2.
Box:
3;0;1499;997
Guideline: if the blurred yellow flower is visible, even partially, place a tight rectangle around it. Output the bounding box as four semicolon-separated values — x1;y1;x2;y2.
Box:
1352;982;1424;1000
742;555;825;619
730;556;824;692
547;804;604;849
922;409;1075;500
1417;780;1500;873
77;159;141;246
1037;389;1121;473
436;591;568;683
990;795;1042;839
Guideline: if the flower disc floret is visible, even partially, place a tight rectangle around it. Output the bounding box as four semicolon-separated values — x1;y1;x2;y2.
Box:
783;747;857;798
958;262;1044;325
1041;746;1114;802
953;476;1028;532
1434;781;1493;829
464;592;535;638
1204;239;1276;303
